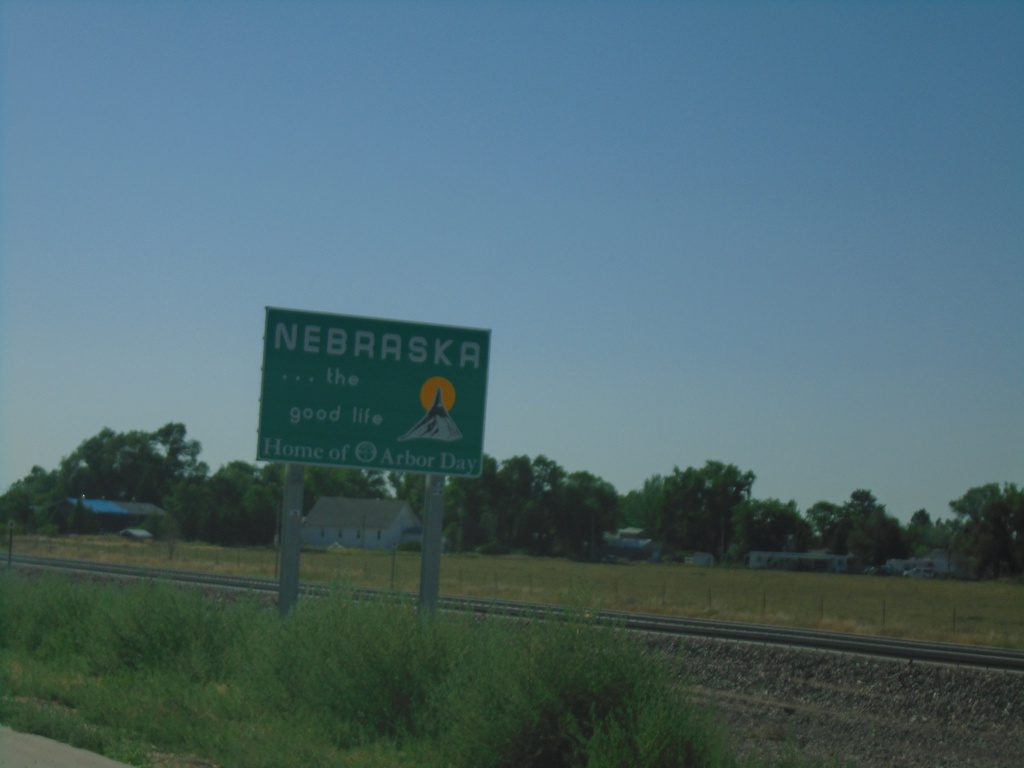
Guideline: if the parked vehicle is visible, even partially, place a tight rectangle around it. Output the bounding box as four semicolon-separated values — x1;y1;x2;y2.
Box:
905;566;935;578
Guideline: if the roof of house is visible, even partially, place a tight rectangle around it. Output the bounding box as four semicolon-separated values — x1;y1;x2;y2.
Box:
63;499;166;516
119;528;154;540
305;497;418;529
605;537;657;551
614;527;647;539
64;498;128;514
116;501;166;517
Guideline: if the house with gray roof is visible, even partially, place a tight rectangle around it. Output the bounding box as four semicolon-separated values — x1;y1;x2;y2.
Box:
302;497;422;550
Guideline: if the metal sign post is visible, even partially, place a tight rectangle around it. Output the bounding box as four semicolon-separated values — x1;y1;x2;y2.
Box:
418;473;446;613
279;463;304;617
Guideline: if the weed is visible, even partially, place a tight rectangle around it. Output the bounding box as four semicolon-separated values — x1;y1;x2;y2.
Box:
1;572;766;767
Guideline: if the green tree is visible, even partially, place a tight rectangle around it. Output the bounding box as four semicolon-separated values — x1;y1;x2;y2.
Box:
204;461;282;546
808;490;908;565
58;423;206;504
494;455;535;551
152;422;208;487
619;475;664;533
164;478;215;541
0;465;62;530
68;496;100;534
950;483;1023;577
303;466;389;509
731;498;811;557
845;489;883;521
847;509;908;567
389;472;426;514
445;454;499;552
559;471;619;560
528;456;567;556
806;500;848;553
813;490;908;567
0;485;32;529
905;509;959;555
660;461;755;559
487;455;587;556
164;461;282;546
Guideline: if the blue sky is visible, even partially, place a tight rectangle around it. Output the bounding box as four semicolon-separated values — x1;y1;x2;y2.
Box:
2;2;1021;522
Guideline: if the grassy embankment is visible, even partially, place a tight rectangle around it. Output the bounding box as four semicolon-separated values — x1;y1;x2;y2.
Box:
13;535;1023;649
2;571;812;768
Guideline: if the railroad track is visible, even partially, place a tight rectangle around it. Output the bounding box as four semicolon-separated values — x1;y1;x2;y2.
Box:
9;553;1024;673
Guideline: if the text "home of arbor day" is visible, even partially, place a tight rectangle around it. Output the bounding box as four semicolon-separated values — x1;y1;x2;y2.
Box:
273;322;484;369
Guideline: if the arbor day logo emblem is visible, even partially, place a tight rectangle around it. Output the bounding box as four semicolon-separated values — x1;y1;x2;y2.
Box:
399;376;462;442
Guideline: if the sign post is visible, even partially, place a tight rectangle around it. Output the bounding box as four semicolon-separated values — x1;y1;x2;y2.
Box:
419;473;446;613
258;307;490;613
278;463;304;617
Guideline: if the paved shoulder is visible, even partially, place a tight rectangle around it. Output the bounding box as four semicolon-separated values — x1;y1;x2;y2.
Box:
0;726;136;768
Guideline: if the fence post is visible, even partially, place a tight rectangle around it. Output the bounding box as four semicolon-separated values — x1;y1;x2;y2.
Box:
390;544;397;590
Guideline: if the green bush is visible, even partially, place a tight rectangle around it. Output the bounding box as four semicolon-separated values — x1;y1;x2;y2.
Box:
1;573;768;768
436;610;735;768
90;581;249;682
0;573;100;661
476;541;510;555
245;588;469;746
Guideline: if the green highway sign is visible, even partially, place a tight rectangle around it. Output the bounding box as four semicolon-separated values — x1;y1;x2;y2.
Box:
257;307;490;477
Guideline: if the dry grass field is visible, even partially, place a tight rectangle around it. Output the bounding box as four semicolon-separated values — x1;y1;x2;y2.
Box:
11;534;1023;649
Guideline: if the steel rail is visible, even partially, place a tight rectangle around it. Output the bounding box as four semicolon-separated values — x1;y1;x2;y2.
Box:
441;594;1024;671
9;554;1024;672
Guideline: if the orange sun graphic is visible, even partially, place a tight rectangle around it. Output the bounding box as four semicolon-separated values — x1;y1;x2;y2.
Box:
419;376;456;411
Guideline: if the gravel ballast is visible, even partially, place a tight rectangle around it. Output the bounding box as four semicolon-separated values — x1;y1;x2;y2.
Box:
660;636;1024;767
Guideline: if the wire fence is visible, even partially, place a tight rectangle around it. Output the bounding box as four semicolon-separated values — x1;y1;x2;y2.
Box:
11;535;1022;647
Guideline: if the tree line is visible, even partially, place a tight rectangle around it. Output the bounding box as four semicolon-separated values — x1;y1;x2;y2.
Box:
2;423;1021;577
